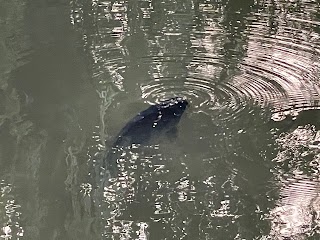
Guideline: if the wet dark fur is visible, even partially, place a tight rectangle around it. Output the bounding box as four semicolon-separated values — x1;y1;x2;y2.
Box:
104;97;188;175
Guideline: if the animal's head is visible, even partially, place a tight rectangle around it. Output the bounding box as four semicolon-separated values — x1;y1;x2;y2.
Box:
153;97;188;128
157;97;188;117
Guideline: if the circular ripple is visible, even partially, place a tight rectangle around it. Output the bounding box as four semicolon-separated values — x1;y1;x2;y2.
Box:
140;1;320;124
238;10;320;118
141;76;217;108
140;74;258;123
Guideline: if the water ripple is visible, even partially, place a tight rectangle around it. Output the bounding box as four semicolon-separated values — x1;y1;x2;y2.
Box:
141;1;320;122
68;0;320;239
237;9;320;118
271;124;320;239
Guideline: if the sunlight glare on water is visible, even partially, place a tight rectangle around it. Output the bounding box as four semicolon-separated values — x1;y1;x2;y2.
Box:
1;0;320;239
0;181;24;239
70;0;320;239
271;125;320;239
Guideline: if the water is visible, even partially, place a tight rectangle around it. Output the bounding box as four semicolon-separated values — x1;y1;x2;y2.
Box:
1;0;320;239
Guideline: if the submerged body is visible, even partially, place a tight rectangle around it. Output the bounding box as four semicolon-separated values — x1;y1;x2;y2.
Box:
104;97;188;175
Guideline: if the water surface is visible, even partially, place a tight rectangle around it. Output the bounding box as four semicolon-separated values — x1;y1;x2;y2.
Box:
1;0;320;239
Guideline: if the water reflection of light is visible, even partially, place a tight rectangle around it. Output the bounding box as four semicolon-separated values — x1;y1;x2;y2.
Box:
0;181;24;239
106;219;149;240
270;125;320;239
234;1;320;118
69;0;320;239
70;0;128;91
141;1;226;107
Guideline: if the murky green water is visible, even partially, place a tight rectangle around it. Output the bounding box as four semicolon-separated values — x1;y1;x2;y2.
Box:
1;0;320;239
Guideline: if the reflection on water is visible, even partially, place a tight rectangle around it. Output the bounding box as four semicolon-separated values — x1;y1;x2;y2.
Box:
0;180;24;239
1;0;320;239
271;124;320;239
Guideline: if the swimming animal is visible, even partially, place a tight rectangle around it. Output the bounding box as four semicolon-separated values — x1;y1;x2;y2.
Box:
93;97;188;219
104;97;188;175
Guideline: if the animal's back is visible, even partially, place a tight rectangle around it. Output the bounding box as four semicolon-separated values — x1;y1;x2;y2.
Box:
104;97;188;177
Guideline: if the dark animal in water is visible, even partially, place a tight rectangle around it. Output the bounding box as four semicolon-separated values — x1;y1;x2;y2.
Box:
104;97;188;175
93;97;188;219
